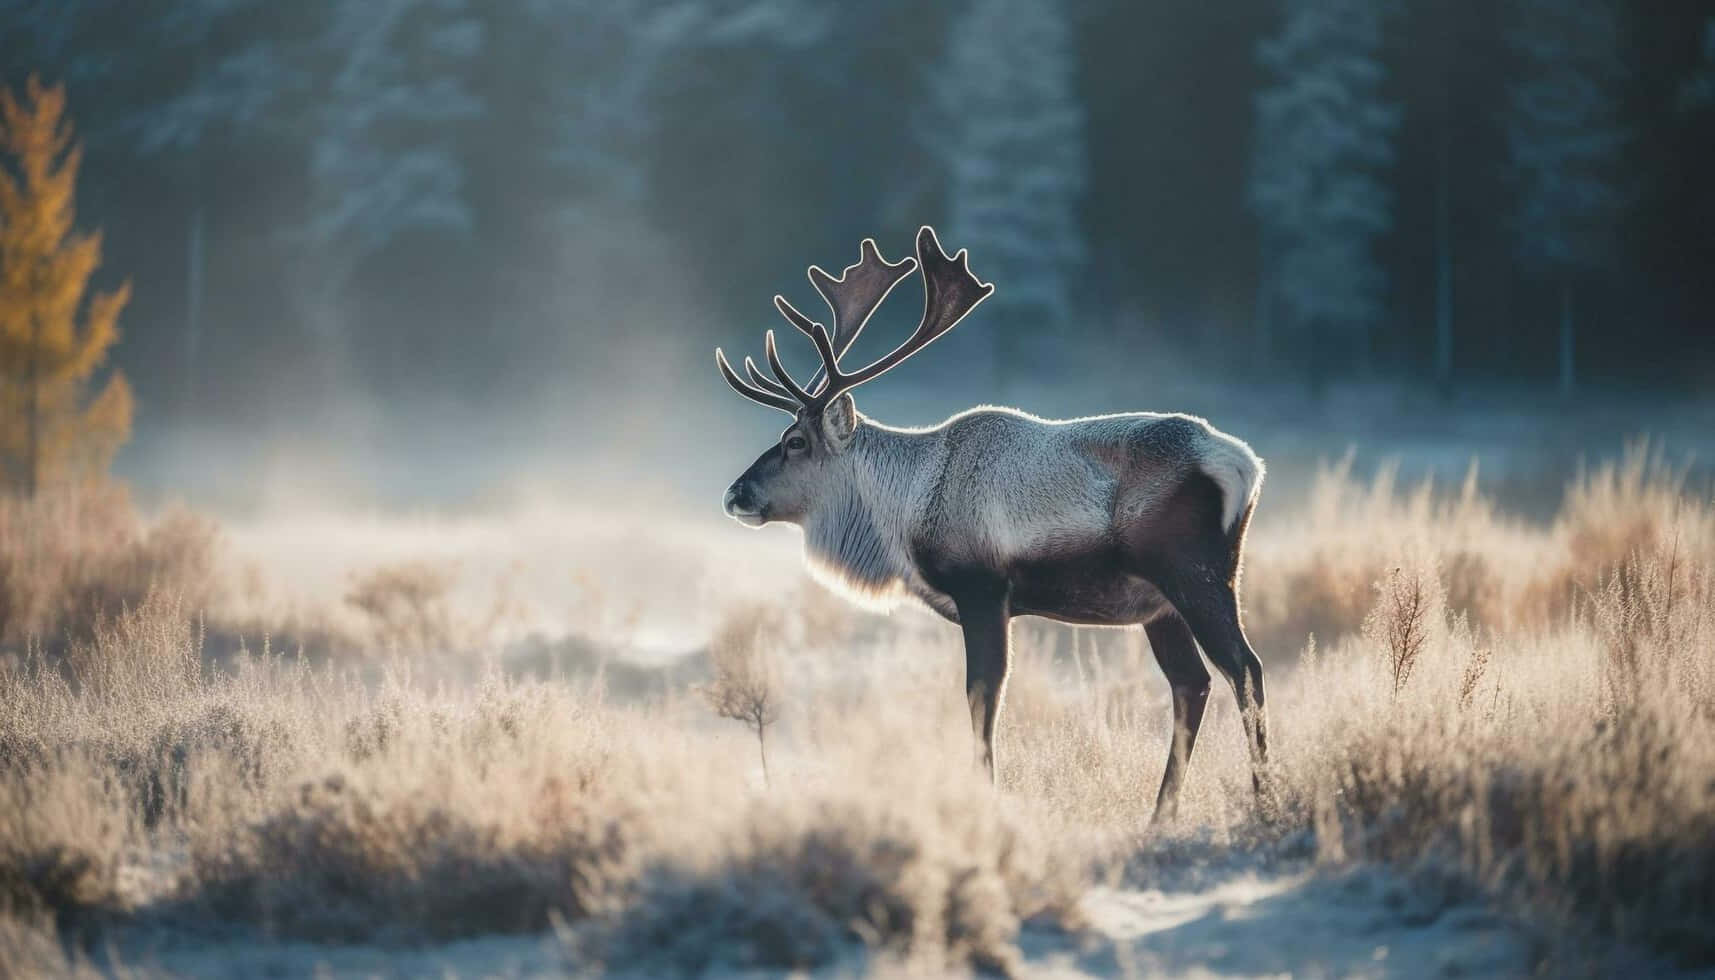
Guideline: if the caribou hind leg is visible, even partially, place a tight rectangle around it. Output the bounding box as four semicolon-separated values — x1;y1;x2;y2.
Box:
1127;474;1272;807
1163;579;1270;795
1144;613;1211;824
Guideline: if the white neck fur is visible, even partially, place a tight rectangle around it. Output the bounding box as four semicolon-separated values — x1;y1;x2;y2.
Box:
799;421;926;606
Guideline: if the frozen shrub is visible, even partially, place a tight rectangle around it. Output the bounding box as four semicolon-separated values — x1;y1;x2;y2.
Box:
1362;555;1446;699
702;604;785;785
0;756;131;928
1587;544;1713;710
1456;643;1491;711
190;773;637;941
344;560;461;653
605;794;1080;976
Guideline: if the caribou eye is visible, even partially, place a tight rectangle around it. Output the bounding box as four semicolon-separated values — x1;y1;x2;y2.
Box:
785;434;809;453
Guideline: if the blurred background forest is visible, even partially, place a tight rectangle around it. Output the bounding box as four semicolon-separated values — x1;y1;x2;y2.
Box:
3;0;1713;508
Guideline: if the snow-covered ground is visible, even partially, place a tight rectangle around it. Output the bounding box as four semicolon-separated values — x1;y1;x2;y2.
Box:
110;855;1680;978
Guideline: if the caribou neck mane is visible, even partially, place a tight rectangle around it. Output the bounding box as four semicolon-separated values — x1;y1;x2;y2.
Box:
800;416;931;601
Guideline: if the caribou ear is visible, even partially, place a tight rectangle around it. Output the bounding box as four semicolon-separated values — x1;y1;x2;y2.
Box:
820;392;858;450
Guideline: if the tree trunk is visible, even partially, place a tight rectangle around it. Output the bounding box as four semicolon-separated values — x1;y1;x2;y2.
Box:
1434;110;1454;397
183;199;206;418
24;314;41;498
1254;241;1273;368
1558;279;1575;398
1307;320;1327;402
1433;0;1455;399
755;725;770;788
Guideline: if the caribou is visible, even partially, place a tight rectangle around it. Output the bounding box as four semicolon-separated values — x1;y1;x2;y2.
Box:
715;227;1269;821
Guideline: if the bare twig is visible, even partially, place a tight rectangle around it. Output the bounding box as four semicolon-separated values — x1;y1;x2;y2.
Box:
702;605;785;786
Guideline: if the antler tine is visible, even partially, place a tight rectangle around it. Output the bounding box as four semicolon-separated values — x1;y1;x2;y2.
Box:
820;226;993;396
742;356;794;399
772;295;824;340
773;294;847;400
716;348;798;415
804;239;917;393
763;330;817;405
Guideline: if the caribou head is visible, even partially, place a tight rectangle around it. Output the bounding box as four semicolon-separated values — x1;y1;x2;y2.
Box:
717;226;993;528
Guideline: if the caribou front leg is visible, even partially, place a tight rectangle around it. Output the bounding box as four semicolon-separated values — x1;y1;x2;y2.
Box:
953;584;1013;781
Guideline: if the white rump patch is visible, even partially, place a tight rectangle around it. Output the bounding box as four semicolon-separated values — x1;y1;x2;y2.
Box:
1199;435;1266;532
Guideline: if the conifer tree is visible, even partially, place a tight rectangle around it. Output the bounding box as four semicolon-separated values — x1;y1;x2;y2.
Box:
1251;0;1398;392
930;0;1086;386
1504;0;1627;397
0;78;131;496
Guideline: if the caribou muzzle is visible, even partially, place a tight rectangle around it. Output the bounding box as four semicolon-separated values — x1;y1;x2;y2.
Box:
723;481;767;526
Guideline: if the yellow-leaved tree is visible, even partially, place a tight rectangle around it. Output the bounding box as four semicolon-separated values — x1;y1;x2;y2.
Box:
0;76;132;496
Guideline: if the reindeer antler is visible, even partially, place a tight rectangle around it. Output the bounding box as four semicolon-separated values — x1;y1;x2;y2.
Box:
716;347;799;413
774;238;918;394
717;227;993;417
816;227;994;398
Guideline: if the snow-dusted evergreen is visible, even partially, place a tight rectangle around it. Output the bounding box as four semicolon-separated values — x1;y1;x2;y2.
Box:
1250;0;1398;385
1504;0;1628;396
525;0;828;225
298;0;482;326
126;0;295;410
526;0;675;219
928;0;1086;384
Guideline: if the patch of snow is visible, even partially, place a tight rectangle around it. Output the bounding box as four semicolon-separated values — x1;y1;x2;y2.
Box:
1022;866;1532;979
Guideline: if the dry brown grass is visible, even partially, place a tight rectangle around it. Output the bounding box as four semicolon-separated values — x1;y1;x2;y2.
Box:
1243;457;1519;652
0;483;217;653
1256;471;1715;962
1244;441;1715;652
1;449;1712;972
0;598;1082;973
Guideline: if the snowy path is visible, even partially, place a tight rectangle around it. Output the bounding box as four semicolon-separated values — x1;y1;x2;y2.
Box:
1021;866;1535;979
